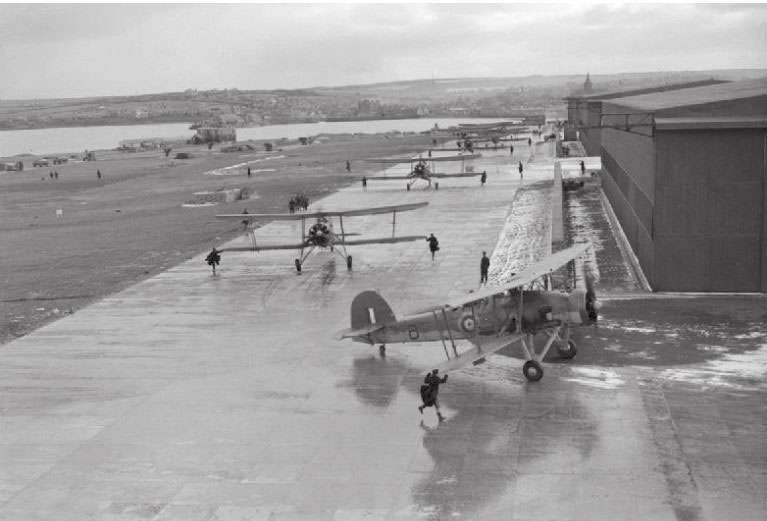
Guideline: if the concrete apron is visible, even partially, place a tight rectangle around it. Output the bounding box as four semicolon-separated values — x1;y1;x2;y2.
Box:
0;145;740;521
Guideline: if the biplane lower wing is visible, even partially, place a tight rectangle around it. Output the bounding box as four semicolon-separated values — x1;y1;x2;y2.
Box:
430;172;482;178
436;333;524;372
342;235;425;246
222;243;306;252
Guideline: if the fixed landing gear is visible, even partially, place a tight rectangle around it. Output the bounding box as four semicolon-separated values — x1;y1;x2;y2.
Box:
557;339;577;359
379;344;386;356
522;360;543;381
346;255;353;270
294;258;302;273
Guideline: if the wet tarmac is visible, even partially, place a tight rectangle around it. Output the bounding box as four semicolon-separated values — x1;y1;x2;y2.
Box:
1;134;765;520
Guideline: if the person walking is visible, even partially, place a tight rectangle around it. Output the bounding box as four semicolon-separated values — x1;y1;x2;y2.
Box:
528;137;532;146
247;166;252;177
518;161;524;179
205;247;221;275
345;160;351;172
580;160;586;176
419;369;448;421
480;171;487;186
509;144;514;156
96;169;102;180
362;176;367;191
426;233;439;261
480;251;490;285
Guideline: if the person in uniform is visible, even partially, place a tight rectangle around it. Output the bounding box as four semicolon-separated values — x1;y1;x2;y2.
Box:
426;233;439;261
419;369;448;421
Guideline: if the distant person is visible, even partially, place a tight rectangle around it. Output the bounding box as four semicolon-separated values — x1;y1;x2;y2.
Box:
49;171;54;179
96;169;102;180
518;161;523;177
509;144;514;156
54;171;58;179
241;208;249;230
205;248;221;274
247;166;252;177
419;369;448;421
428;149;432;158
480;251;490;285
362;176;367;191
426;233;439;261
580;160;586;176
345;160;351;172
480;171;487;186
289;199;296;214
528;137;532;146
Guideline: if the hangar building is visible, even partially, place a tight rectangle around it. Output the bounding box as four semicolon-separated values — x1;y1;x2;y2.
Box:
591;78;767;292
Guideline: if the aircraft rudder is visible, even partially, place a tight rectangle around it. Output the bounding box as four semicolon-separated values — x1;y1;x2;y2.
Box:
350;290;396;330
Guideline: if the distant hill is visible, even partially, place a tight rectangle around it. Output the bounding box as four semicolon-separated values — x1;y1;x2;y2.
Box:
1;69;764;130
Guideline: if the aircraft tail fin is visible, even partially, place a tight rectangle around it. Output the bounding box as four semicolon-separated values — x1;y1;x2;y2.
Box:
351;290;396;330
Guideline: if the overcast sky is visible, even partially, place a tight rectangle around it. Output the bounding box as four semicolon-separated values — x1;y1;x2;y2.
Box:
1;2;765;99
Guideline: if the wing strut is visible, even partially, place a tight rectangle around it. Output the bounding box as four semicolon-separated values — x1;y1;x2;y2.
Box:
432;311;451;361
440;308;458;357
391;210;396;238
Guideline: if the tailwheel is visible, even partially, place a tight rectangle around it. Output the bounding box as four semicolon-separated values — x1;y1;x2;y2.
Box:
557;339;577;359
346;255;353;270
294;258;302;273
379;344;386;356
522;360;543;382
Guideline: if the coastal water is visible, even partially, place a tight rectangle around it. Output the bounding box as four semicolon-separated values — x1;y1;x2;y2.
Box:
0;117;513;157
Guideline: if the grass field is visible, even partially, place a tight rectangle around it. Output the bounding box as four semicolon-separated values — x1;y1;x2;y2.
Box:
0;134;435;344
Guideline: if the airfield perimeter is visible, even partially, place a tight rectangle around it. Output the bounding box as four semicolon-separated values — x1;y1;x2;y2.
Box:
1;135;766;520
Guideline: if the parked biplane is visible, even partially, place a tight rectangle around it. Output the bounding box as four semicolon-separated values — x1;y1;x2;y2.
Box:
217;202;428;272
337;242;600;381
373;157;482;189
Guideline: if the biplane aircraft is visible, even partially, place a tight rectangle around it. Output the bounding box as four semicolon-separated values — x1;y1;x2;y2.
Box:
373;157;482;189
337;243;600;381
217;202;428;272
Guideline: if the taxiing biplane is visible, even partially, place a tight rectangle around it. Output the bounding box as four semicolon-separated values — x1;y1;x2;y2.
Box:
217;202;428;272
337;242;600;381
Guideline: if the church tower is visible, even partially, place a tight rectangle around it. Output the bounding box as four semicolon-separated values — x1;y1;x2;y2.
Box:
583;73;593;94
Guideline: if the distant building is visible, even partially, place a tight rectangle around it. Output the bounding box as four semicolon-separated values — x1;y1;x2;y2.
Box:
194;127;236;143
589;78;767;292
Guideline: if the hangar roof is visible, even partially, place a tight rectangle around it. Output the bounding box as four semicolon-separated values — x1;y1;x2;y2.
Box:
564;79;728;102
605;77;767;112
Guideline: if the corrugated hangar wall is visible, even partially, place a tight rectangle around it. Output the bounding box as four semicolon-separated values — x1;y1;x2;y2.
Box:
654;128;766;292
601;124;767;292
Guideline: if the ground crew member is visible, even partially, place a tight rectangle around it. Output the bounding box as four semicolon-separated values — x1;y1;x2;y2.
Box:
509;144;514;156
205;247;221;274
480;171;487;186
362;176;367;191
480;251;490;285
54;171;58;179
426;233;439;261
518;161;523;178
428;149;432;158
346;160;351;172
528;137;532;146
580;160;586;176
247;166;252;177
96;169;102;180
289;199;296;214
419;369;448;421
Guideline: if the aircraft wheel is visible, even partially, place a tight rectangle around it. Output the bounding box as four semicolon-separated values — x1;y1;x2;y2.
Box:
379;344;386;356
346;255;353;270
557;339;577;359
294;259;302;272
522;360;544;382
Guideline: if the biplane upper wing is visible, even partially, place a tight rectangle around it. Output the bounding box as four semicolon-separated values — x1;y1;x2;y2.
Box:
436;333;524;372
409;242;592;313
217;201;428;221
342;235;425;246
